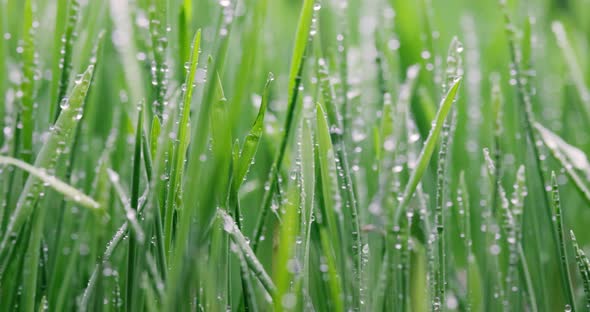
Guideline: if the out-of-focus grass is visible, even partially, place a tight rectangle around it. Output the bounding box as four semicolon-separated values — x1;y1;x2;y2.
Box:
1;0;590;311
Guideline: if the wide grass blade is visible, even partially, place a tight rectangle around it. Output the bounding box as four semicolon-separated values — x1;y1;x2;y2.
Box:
0;64;95;256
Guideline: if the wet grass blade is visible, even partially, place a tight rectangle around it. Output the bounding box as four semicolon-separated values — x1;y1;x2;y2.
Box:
551;172;576;311
218;209;277;298
163;29;201;255
126;102;145;311
299;119;315;302
570;230;590;309
499;9;560;302
274;171;301;311
19;0;35;166
316;54;363;306
52;0;81;121
315;103;346;311
234;73;273;191
0;65;95;257
394;77;462;224
148;0;168;119
535;122;590;205
0;156;100;210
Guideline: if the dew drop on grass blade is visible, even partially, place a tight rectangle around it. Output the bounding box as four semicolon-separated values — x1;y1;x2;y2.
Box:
53;0;81;121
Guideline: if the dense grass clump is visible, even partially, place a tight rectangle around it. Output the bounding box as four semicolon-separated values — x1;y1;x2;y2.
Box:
2;0;590;311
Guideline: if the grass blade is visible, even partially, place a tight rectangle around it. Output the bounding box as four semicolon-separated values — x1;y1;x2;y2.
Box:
251;0;314;252
551;172;576;311
0;156;99;210
218;209;277;298
163;29;201;254
571;230;590;310
394;77;462;224
0;64;95;257
535;122;590;204
53;0;81;121
234;73;273;191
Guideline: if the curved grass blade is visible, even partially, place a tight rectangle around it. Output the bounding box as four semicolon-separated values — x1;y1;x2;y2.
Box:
233;73;273;191
535;122;590;204
0;65;95;257
0;155;100;210
394;77;462;224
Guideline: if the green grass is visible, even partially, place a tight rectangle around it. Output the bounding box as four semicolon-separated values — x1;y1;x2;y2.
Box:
2;0;590;311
